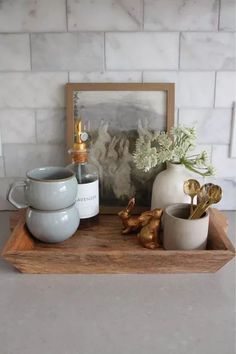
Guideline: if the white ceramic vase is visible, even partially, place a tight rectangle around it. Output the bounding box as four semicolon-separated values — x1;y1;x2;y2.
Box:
151;163;190;210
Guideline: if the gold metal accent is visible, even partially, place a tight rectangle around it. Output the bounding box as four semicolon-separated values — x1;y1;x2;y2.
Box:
118;198;144;234
70;119;88;163
118;198;163;249
189;184;222;219
74;120;87;152
137;209;163;249
183;179;201;215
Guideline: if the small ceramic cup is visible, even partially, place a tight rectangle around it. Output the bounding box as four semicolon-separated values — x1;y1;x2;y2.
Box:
163;203;209;250
26;203;80;243
8;166;78;211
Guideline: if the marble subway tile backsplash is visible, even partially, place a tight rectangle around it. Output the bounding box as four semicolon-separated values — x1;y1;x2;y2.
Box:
0;0;66;33
178;72;215;108
31;33;104;71
144;0;218;31
36;109;66;144
212;145;236;178
105;32;179;70
180;32;236;70
0;177;25;200
219;0;236;31
67;0;143;31
0;0;235;209
0;72;67;108
215;72;236;108
143;71;215;108
179;108;232;144
0;35;30;71
69;71;142;83
0;158;4;178
210;178;236;210
4;144;65;177
0;110;36;144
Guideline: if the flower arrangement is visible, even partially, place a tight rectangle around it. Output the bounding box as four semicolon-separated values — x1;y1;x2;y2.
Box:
133;126;215;176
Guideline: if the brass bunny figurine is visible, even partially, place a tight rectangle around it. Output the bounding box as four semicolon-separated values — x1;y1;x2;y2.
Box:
118;198;145;234
118;198;163;241
138;209;163;249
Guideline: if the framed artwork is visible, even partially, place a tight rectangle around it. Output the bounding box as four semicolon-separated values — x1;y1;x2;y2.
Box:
66;83;175;212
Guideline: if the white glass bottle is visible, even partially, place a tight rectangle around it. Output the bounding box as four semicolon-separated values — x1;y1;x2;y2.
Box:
68;120;99;222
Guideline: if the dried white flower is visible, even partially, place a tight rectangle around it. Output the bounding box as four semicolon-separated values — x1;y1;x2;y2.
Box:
133;125;215;177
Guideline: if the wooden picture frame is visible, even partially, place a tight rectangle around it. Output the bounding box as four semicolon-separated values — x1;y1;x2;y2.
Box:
66;83;175;213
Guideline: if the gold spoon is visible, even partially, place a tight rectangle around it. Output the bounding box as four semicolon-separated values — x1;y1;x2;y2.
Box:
189;183;213;219
183;179;201;215
190;185;222;219
197;183;215;204
192;183;215;218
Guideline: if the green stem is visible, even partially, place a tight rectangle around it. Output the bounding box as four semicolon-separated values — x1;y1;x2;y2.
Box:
182;161;212;177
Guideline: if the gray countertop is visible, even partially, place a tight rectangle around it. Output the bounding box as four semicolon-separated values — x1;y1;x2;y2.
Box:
0;211;235;354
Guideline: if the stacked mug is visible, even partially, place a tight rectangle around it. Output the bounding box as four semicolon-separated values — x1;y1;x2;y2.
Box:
8;167;80;243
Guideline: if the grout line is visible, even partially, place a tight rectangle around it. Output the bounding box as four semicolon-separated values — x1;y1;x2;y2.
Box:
213;71;217;108
0;69;234;74
34;110;38;144
103;32;106;71
29;33;33;71
0;106;232;111
3;156;6;178
218;0;221;31
178;32;181;70
210;145;213;163
0;141;6;177
0;29;235;35
65;0;69;32
142;0;145;31
0;129;5;175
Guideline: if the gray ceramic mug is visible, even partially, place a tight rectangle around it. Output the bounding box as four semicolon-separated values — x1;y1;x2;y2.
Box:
8;166;78;211
163;203;209;250
26;203;80;243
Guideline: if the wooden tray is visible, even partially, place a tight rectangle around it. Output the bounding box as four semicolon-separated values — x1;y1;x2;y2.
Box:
1;209;235;274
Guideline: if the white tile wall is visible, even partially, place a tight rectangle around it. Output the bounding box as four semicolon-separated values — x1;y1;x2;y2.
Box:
105;33;179;70
212;145;236;177
215;72;236;108
0;0;66;33
69;71;142;83
4;144;65;177
210;178;236;210
0;72;68;108
0;158;4;177
0;177;25;200
31;33;104;71
68;0;143;31
143;71;215;108
143;71;179;84
0;35;30;71
180;32;236;70
0;0;235;209
0;110;36;143
144;0;218;31
178;72;216;108
219;0;236;31
36;109;65;144
179;108;232;144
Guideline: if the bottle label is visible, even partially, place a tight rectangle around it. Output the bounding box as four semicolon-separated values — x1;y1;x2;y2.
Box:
76;180;99;219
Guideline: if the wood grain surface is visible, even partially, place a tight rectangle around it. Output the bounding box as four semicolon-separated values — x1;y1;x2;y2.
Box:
1;209;235;274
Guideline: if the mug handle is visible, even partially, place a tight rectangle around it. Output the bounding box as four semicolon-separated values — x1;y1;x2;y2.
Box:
7;181;28;209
